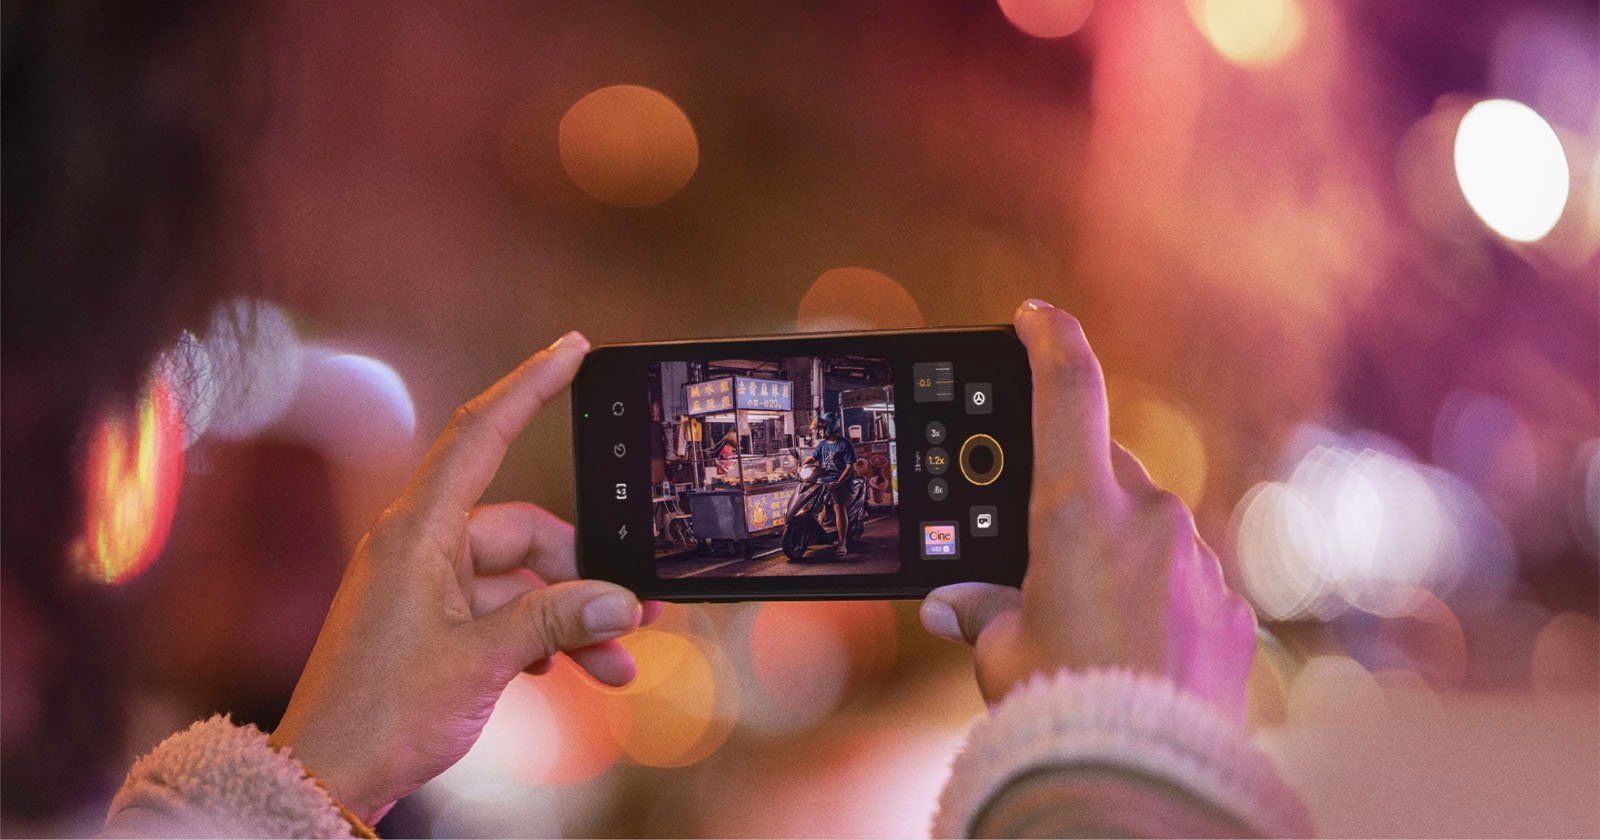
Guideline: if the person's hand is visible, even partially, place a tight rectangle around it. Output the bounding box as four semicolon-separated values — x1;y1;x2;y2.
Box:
919;300;1257;717
269;331;659;823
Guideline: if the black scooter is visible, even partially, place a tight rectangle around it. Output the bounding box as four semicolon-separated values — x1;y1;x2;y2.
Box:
782;461;867;561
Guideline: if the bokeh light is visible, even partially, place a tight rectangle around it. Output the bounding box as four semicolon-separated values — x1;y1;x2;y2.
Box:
1233;480;1333;621
557;85;699;207
741;603;852;734
277;349;417;466
69;370;186;585
200;299;306;441
431;674;560;800
1108;381;1209;508
1453;98;1570;243
1287;655;1388;724
534;658;628;786
1185;0;1305;67
1432;391;1539;518
996;0;1093;39
1371;591;1468;691
1395;99;1483;243
796;267;924;331
1531;612;1600;695
1233;427;1486;621
604;630;738;768
1573;439;1600;555
735;602;898;735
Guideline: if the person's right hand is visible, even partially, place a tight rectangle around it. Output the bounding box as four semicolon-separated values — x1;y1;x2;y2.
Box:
919;300;1257;718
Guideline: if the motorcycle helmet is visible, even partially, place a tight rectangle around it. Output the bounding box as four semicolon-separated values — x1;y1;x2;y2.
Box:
818;411;841;436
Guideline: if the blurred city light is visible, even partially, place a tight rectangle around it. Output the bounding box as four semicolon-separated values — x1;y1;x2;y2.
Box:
1531;612;1600;695
1453;99;1570;243
1108;380;1209;508
557;85;699;207
604;630;738;768
1395;100;1482;243
1575;440;1600;556
1286;655;1388;725
431;674;560;800
739;603;853;734
69;371;187;585
1185;0;1305;67
996;0;1093;39
1432;390;1539;524
1233;427;1491;621
534;658;626;786
200;299;306;441
276;349;417;466
796;267;924;331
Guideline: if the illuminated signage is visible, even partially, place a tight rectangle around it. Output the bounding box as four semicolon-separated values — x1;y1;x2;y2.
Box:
684;376;793;415
744;487;795;532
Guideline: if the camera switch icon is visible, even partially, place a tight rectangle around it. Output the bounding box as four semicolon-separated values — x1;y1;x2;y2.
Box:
614;483;628;500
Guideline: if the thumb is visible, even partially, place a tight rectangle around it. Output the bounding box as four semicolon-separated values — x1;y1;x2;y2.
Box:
476;580;641;671
921;582;1021;645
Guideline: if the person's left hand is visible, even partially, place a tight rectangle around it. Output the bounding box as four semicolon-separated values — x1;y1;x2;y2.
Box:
269;331;659;824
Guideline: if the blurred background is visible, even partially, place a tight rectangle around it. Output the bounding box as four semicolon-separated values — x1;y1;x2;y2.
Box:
2;0;1598;836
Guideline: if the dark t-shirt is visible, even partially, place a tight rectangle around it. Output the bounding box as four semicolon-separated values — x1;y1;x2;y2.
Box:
812;436;856;482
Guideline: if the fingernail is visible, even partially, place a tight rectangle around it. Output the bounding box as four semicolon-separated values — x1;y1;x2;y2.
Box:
920;600;962;641
1020;298;1055;312
582;592;639;635
548;330;590;353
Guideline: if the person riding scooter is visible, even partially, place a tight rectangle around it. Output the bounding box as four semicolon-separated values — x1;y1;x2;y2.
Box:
810;411;857;556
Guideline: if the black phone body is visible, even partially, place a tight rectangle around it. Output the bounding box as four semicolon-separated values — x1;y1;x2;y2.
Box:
571;326;1031;601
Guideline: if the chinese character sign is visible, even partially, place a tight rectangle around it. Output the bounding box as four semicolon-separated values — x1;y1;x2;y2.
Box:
734;377;792;411
683;377;793;415
744;487;795;531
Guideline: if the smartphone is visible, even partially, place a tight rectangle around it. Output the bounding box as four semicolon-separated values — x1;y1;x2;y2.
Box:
571;326;1031;601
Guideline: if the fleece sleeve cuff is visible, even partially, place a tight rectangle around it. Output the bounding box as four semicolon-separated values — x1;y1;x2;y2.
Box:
104;714;360;839
932;668;1312;838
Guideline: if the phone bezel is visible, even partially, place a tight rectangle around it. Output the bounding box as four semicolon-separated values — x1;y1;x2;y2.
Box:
571;325;1031;601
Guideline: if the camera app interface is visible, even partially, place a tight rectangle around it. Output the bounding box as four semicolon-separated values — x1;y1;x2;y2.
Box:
646;355;900;579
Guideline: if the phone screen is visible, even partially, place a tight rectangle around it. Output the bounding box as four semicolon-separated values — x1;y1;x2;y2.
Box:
571;326;1030;601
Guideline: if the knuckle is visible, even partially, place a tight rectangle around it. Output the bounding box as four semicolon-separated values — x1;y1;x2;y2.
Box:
447;402;481;435
524;593;573;653
1143;490;1195;533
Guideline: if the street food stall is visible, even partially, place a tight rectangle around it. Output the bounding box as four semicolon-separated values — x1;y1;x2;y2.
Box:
840;384;898;511
679;375;803;555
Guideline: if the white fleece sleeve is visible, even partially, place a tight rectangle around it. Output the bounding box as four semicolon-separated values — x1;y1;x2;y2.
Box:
933;668;1312;838
102;715;359;839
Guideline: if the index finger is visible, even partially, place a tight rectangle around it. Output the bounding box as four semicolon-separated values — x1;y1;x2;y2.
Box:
1013;299;1117;501
404;331;589;522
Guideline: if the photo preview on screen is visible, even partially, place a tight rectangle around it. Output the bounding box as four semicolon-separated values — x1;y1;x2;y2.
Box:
647;355;900;580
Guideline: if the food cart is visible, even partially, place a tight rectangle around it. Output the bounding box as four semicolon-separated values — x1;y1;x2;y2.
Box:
679;376;803;556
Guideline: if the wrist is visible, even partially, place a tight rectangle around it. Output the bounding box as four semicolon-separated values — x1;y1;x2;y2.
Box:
268;727;389;827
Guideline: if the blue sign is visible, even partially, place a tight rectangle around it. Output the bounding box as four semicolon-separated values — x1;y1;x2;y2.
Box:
684;376;793;415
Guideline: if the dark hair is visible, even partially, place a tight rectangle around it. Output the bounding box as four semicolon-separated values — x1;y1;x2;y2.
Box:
1;0;263;817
